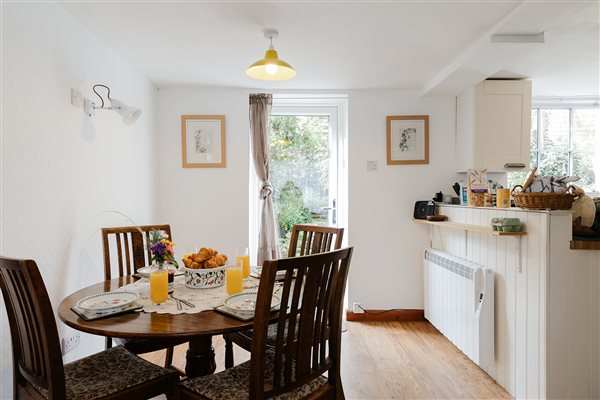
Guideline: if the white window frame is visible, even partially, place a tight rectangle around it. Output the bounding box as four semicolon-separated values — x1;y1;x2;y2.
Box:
531;98;600;193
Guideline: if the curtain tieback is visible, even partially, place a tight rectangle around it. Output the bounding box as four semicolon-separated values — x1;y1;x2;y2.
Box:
260;181;273;200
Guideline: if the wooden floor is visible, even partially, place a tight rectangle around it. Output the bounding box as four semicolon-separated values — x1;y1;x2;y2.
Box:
145;320;511;399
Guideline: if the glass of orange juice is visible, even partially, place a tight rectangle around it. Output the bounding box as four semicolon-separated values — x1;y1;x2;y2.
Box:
236;247;251;279
226;260;243;295
150;266;169;305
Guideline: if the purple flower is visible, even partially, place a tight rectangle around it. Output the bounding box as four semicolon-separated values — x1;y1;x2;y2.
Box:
150;241;167;257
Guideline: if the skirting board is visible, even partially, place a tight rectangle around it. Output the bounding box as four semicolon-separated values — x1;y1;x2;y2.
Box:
346;309;425;322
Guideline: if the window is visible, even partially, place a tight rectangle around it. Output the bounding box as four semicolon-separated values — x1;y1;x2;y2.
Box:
508;106;600;193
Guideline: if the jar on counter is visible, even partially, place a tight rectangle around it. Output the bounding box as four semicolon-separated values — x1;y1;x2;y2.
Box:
484;193;493;207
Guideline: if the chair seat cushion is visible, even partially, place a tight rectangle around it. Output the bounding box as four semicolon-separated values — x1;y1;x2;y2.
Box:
180;352;327;400
35;346;175;400
236;319;299;348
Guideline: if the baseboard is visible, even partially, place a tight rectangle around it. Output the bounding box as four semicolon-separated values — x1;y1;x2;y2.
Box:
346;309;425;322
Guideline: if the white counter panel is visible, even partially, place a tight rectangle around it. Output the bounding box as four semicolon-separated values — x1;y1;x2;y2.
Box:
425;205;599;399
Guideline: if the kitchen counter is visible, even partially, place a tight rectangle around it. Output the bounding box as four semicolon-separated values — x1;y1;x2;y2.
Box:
435;203;572;215
419;204;600;399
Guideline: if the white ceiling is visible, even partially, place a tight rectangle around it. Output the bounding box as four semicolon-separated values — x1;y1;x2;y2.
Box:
62;0;599;96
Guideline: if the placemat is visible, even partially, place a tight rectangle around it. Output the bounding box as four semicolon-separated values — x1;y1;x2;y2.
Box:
116;277;261;315
71;302;143;321
213;304;255;321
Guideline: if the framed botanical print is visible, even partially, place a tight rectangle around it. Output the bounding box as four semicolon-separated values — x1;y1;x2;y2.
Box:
181;115;226;168
386;115;429;165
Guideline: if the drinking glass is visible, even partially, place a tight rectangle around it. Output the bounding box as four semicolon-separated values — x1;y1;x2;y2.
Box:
150;266;169;305
236;247;251;279
226;260;243;295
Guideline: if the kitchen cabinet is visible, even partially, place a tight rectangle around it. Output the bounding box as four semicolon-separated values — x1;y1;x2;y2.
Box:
456;80;532;172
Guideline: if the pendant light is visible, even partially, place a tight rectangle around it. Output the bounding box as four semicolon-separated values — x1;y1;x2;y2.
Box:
246;29;296;81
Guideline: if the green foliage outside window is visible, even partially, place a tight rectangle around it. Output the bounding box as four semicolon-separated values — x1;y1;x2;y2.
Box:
270;115;330;252
508;108;598;193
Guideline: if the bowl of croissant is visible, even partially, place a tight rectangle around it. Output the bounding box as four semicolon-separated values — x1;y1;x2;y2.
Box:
182;247;228;289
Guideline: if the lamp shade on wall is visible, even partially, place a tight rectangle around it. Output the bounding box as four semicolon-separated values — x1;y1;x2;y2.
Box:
110;98;142;125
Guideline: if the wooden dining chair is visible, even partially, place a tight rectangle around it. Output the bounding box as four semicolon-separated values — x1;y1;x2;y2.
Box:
102;224;187;368
224;224;344;368
178;247;353;400
0;256;179;400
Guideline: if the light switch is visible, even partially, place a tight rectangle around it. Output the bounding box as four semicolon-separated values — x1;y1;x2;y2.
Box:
367;161;378;172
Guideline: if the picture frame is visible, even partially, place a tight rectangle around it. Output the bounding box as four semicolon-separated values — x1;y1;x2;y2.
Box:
386;115;429;165
181;115;226;168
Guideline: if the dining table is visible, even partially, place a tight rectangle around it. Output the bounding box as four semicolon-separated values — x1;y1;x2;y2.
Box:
58;275;259;378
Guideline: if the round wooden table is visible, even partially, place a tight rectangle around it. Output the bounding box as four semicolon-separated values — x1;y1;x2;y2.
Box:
58;276;254;378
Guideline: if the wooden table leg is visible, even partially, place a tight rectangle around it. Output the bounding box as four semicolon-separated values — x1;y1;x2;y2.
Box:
185;336;217;378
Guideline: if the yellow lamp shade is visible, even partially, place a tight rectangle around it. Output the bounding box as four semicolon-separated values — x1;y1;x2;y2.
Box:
246;48;296;81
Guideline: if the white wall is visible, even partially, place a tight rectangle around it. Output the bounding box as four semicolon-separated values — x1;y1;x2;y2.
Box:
0;3;158;396
347;91;458;309
156;87;250;260
157;87;459;311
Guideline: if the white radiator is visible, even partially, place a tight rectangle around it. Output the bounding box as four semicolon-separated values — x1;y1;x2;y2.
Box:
423;249;495;376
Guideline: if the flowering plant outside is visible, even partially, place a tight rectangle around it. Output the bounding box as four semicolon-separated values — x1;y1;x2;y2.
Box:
148;230;177;266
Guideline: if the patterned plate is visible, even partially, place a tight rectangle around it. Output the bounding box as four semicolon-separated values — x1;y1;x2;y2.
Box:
137;265;182;278
251;266;288;280
76;291;139;312
223;292;281;315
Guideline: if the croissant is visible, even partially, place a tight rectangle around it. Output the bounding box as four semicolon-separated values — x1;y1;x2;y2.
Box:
190;261;201;269
213;253;227;266
195;248;213;262
203;258;219;268
182;257;193;268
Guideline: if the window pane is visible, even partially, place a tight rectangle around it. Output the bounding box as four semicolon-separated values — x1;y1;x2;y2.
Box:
572;109;599;151
270;115;330;253
573;152;597;192
531;109;538;150
507;151;538;189
539;151;568;177
540;109;569;150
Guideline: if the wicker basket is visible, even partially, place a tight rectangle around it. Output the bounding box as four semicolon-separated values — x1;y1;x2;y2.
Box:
511;185;575;210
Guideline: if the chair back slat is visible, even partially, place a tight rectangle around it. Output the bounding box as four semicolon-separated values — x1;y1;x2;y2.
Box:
101;225;172;280
250;247;353;399
115;233;125;277
287;224;344;258
0;257;66;398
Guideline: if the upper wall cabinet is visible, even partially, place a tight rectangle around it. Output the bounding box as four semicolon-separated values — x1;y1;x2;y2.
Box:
456;80;532;172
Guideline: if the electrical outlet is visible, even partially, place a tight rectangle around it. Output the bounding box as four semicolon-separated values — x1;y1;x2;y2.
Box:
352;302;364;314
71;88;85;109
61;333;80;355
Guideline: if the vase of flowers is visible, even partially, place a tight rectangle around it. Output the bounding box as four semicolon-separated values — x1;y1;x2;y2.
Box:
148;230;178;268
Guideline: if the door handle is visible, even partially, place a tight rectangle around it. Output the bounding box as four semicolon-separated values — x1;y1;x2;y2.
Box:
504;163;526;169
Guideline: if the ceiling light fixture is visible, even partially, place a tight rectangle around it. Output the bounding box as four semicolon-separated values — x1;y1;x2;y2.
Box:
246;29;296;81
82;84;142;125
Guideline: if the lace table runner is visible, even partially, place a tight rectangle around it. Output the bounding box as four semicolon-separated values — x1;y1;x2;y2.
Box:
116;277;261;315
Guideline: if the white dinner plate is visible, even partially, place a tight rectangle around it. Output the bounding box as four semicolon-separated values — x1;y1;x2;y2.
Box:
223;292;281;315
137;265;182;278
251;266;288;280
76;291;139;312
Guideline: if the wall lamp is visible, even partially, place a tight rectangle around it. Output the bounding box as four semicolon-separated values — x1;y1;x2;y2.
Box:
71;84;142;125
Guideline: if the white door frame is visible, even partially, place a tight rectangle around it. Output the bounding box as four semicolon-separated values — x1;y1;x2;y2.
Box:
249;95;348;263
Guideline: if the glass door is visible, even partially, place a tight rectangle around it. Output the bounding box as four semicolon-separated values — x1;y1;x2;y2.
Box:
269;105;339;255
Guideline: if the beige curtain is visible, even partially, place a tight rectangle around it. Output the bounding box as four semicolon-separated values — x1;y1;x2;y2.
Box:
250;93;281;264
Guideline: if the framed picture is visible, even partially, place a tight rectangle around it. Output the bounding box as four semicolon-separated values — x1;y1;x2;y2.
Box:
386;115;429;165
181;115;226;168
